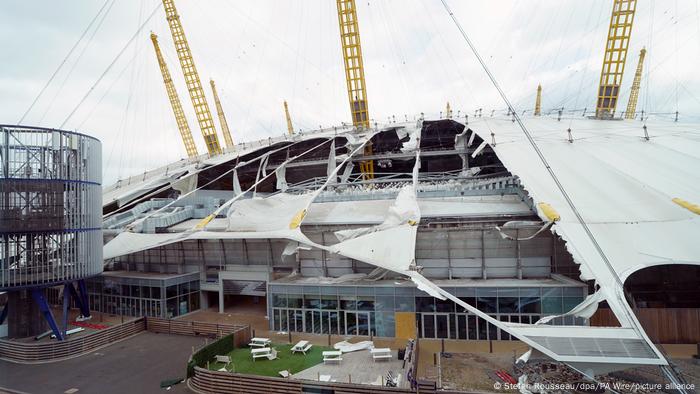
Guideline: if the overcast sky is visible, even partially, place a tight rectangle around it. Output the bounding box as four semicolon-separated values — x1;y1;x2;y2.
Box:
2;0;699;185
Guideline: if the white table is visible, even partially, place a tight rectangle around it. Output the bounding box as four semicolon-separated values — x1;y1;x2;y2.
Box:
291;340;311;354
370;348;392;362
248;337;271;348
251;347;271;361
322;350;342;364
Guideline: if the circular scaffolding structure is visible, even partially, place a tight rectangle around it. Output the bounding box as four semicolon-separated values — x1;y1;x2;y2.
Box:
0;125;102;290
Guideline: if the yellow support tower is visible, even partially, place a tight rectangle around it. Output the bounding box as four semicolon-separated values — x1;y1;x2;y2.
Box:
595;0;637;119
336;0;373;180
150;33;198;158
445;102;452;119
283;100;294;136
534;84;542;116
624;47;646;120
162;0;222;156
209;79;234;149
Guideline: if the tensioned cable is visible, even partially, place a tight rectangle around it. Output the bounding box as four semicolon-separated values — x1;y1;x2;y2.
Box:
59;2;162;129
439;0;639;332
17;0;111;125
38;0;117;125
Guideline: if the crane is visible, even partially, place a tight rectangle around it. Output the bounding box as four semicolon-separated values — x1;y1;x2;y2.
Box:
624;48;646;120
336;0;373;180
595;0;637;119
283;100;294;136
534;84;542;116
209;79;235;149
149;32;198;158
161;0;222;156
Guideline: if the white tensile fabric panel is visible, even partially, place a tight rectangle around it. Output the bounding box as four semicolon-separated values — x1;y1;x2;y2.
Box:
103;232;186;260
467;116;700;366
330;224;418;273
327;140;336;185
227;193;313;232
276;162;288;191
233;169;242;196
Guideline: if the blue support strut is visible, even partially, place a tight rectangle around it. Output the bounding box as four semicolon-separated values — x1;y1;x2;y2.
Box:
77;279;91;318
30;289;64;341
62;283;72;336
0;302;7;325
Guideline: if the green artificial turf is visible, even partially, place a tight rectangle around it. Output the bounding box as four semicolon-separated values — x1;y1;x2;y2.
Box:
208;343;332;377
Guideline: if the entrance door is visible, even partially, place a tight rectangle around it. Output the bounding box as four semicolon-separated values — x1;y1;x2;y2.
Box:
421;313;450;338
344;311;370;335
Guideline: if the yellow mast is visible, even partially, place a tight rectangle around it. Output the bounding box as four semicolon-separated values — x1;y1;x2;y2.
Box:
150;32;198;158
534;84;542;116
445;102;452;119
336;0;373;180
161;0;222;156
624;47;646;120
595;0;637;119
283;100;294;136
209;79;234;149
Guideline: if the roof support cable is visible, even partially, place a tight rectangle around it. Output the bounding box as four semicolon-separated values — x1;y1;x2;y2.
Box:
438;0;641;336
17;0;111;125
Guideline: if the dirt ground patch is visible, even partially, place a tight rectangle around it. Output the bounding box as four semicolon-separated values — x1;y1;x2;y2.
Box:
440;352;517;392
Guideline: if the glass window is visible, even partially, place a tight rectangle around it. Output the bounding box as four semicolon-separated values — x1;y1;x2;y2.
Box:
563;297;583;312
357;297;374;311
519;296;541;313
357;287;374;296
131;285;141;298
329;311;339;335
477;297;497;313
152;287;161;299
167;298;177;318
313;311;322;334
394;296;415;312
303;286;319;294
519;288;540;297
477;288;498;297
488;316;498;340
166;285;177;299
178;282;189;295
287;294;302;308
178;295;188;315
304;295;320;309
320;286;337;295
455;287;476;297
375;296;394;311
542;297;563;314
374;287;394;295
457;297;477;313
498;297;518;313
338;286;356;295
374;312;395;338
563;287;584;297
320;295;338;310
340;297;356;311
436;298;454;313
304;311;314;333
122;285;131;297
190;281;200;292
467;315;477;340
542;287;563;297
272;294;287;308
416;297;435;312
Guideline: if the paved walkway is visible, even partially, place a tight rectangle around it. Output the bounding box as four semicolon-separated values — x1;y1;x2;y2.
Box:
292;349;409;388
0;332;206;394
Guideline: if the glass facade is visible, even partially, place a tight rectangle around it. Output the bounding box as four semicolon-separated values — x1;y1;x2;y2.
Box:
269;284;586;340
87;273;200;318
